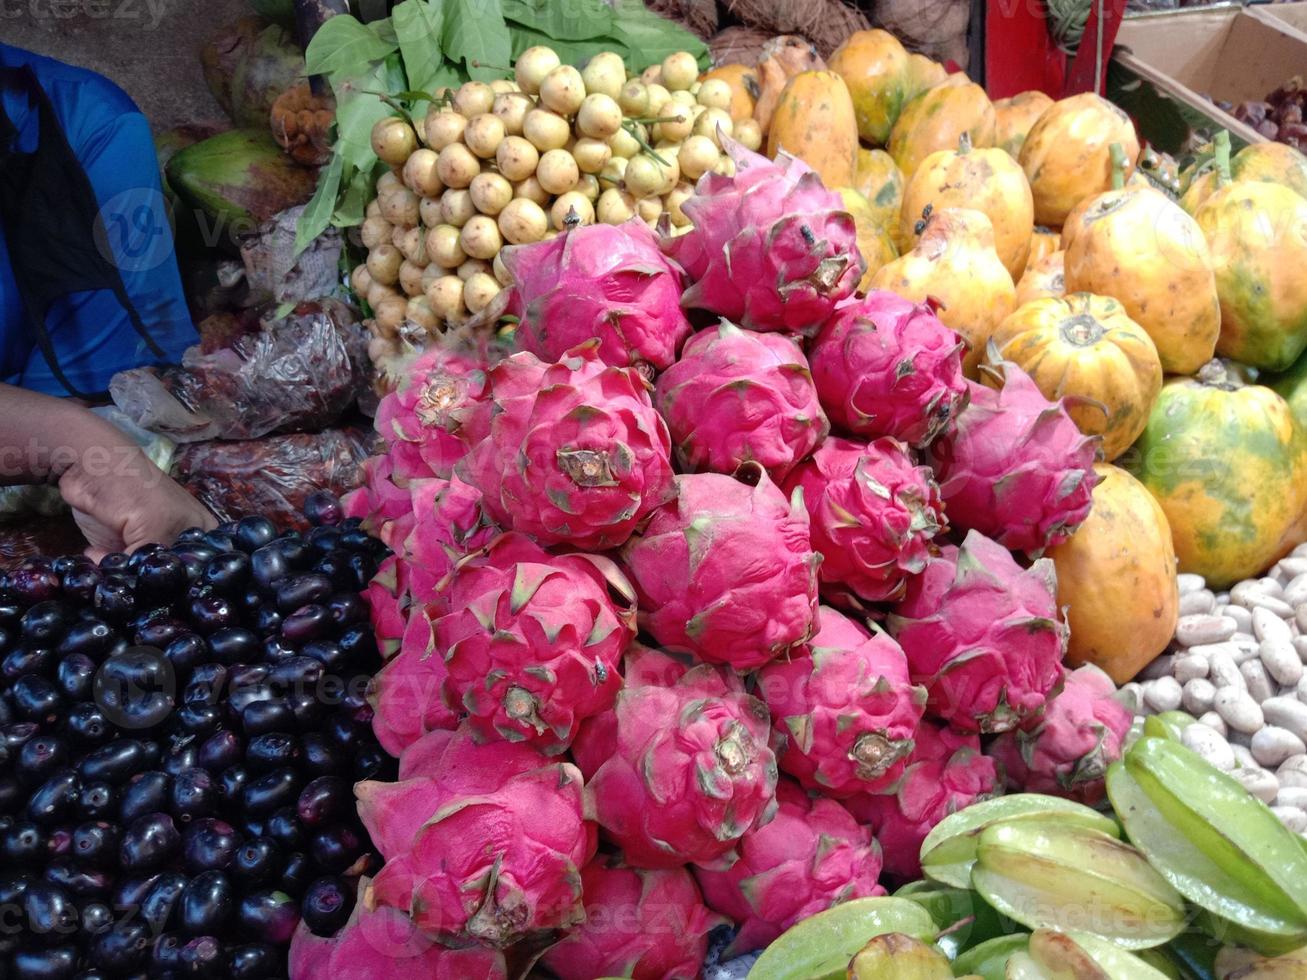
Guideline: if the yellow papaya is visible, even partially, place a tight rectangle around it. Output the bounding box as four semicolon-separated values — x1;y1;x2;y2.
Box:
766;70;858;189
828;29;910;146
852;148;904;233
1015;249;1064;306
838;187;898;289
700;63;758;123
993;90;1054;158
887;74;996;181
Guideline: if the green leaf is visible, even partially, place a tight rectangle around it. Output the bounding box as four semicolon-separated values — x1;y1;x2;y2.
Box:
304;14;398;77
295;152;344;255
608;0;708;71
332;163;380;228
393;0;448;93
443;0;512;82
501;0;613;41
330;55;409;171
368;15;398;45
507;25;625;69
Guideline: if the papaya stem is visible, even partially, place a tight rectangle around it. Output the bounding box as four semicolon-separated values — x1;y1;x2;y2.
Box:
1213;130;1232;187
958;131;972;155
1109;142;1127;190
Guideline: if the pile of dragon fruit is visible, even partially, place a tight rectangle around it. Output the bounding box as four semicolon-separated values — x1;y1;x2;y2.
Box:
292;143;1134;978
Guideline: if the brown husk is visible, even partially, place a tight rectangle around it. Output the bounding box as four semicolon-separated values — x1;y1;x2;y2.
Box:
709;25;775;67
875;0;971;68
646;0;720;39
723;0;872;57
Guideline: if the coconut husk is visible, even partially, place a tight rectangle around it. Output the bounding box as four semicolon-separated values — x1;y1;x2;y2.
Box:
646;0;720;39
709;25;774;66
874;0;971;69
723;0;872;57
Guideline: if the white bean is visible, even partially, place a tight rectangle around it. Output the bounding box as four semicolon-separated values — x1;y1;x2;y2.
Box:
1208;649;1246;691
1231;743;1259;769
1279;558;1307;579
1173;652;1209;683
1252;726;1307;767
1182;678;1217;716
1215;591;1232;605
1114;683;1144;715
1295;636;1307;664
1143;676;1183;713
1139;654;1176;682
1229;634;1261;664
1294;544;1307;559
1176;614;1238;647
1284;573;1307;608
1255;607;1295;645
1258;577;1286;597
1244;592;1297;618
1182;723;1236;771
1278;754;1307;788
1297;603;1307;634
1240;659;1276;703
1214;688;1265;734
1231;767;1280;803
1276;786;1307;810
1261;697;1307;743
1177;572;1207;594
1178;591;1216;616
1272;805;1307;833
1221;604;1254;635
1262;639;1304;687
1198;711;1229;737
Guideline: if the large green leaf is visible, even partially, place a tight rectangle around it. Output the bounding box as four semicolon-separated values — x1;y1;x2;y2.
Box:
608;0;708;71
501;0;613;41
507;25;619;67
295;152;345;255
443;0;512;82
305;14;398;77
333;162;384;229
392;0;447;93
330;55;408;172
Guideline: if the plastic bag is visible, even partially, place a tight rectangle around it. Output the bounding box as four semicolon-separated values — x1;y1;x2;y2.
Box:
172;427;375;531
110;299;369;443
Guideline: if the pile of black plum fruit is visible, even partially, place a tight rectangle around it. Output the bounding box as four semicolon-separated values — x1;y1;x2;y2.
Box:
0;492;393;979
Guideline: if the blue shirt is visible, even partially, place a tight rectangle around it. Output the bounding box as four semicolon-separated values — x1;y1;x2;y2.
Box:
0;43;196;396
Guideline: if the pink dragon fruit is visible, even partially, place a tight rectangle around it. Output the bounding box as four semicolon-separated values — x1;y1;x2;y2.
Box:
807;292;968;447
888;531;1067;734
401;476;496;609
654;320;829;483
662;142;865;334
576;661;779;868
344;455;412;546
460;346;675;550
287;879;507;980
755;607;926;798
434;532;635;753
987;664;1132;804
619;467;820;671
929;365;1100;556
846;722;1003;879
783;436;945;606
372;344;483;481
360;728;596;946
541;857;727;980
369;609;459;758
501;220;693;373
362;555;409;659
694;779;884;957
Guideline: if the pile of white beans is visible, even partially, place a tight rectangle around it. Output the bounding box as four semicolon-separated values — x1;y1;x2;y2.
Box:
1117;544;1307;834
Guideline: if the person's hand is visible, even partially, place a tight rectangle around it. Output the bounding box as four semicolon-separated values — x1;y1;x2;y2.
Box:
59;449;216;561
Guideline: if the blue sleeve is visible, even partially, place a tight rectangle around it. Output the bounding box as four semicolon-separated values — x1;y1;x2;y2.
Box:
6;54;198;396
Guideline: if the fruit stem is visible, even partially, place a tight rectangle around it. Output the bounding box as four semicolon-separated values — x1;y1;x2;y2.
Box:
469;60;513;76
1109;142;1127;189
1212;130;1232;187
958;132;972;155
622;120;671;167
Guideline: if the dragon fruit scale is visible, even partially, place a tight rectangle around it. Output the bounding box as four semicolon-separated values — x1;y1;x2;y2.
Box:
362;554;409;660
460;345;675;550
400;475;496;610
372;344;483;481
888;531;1067;734
620;467;821;671
929;364;1100;557
662;140;865;334
358;726;596;947
755;607;926;798
501;220;694;373
576;662;779;869
654;320;829;483
434;532;635;753
369;609;459;758
846;722;1003;880
808;292;969;447
287;879;507;980
988;664;1132;804
694;779;885;958
540;857;727;980
784;436;945;606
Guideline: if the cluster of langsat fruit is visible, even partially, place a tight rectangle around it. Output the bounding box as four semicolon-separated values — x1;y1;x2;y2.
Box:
353;47;764;365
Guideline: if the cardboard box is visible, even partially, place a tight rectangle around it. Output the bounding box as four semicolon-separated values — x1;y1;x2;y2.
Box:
1250;1;1307;40
1110;5;1307;153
